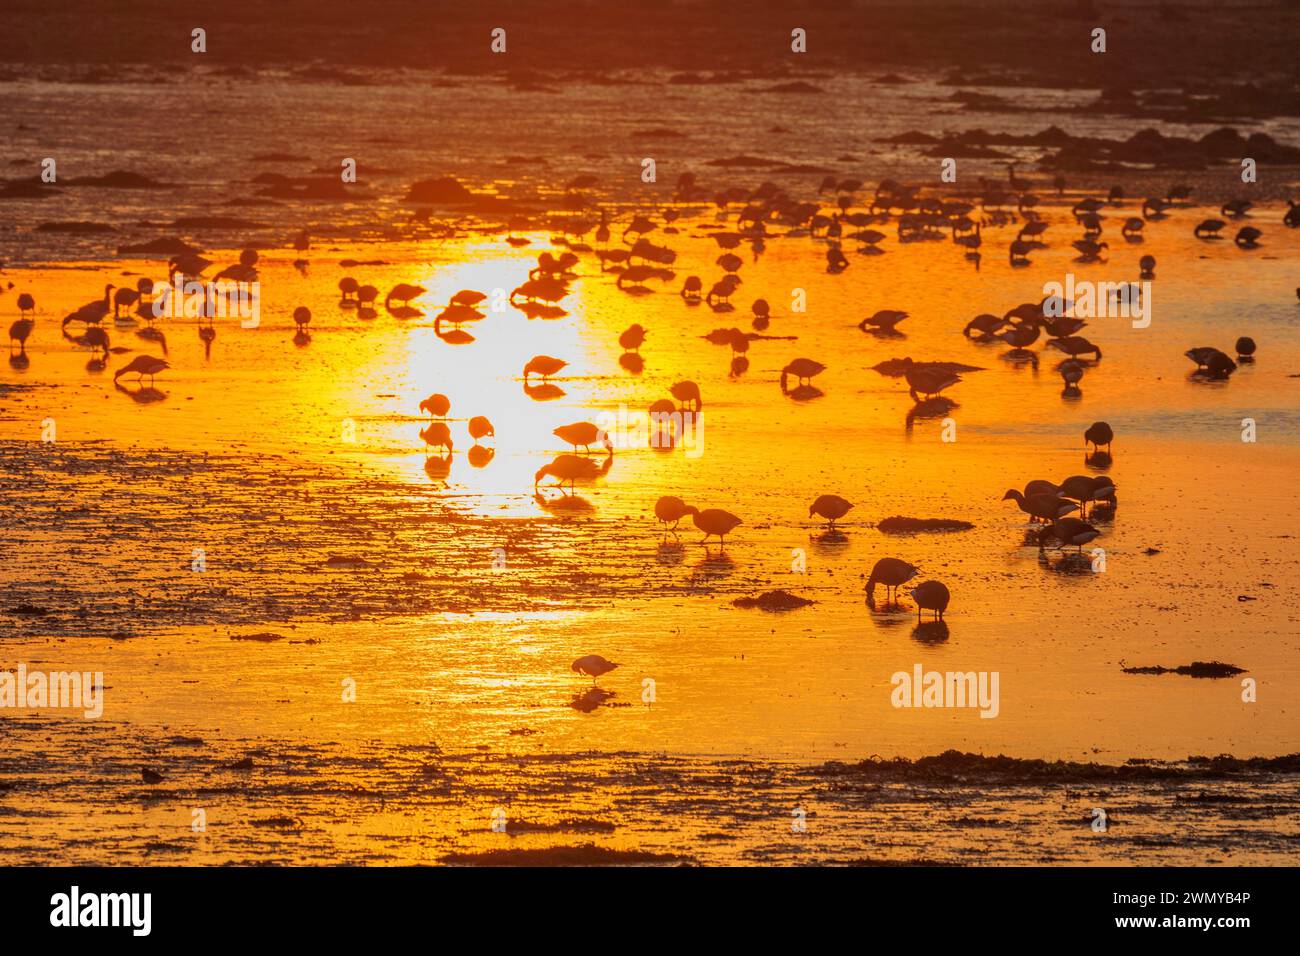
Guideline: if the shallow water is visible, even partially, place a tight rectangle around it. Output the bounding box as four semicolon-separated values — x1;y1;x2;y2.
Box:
2;70;1299;865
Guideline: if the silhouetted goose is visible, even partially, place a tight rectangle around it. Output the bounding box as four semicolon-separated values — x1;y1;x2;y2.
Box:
781;358;824;393
419;393;451;417
554;421;612;453
1059;359;1085;388
1084;421;1113;453
1072;239;1108;260
168;255;211;278
451;290;488;309
910;580;950;620
905;366;960;401
1043;316;1087;339
9;317;34;352
865;557;919;607
1234;227;1261;248
684;506;742;545
1024;480;1060;498
110;287;140;320
468;416;494;442
1122;217;1144;237
1058;474;1113;518
1139;255;1155;279
535;453;601;491
1185;347;1234;372
680;276;703;300
1009;238;1033;264
1141;197;1169;219
17;293;35;317
114;354;169;386
524;355;567;380
670;380;702;411
998;323;1040;349
339;277;359;302
858;310;907;333
1194;219;1224;239
706;275;742;306
62;284;114;327
1208;353;1236;377
386;283;425;309
1047;336;1102;360
1089;475;1117;506
826;245;850;273
357;285;379;308
619;324;647;352
1196;351;1237;378
1235;337;1256;360
1221;199;1252;218
293;306;311;331
215;249;258;283
809;494;853;528
1002;490;1077;523
1042;517;1100;552
571;655;618;684
964;314;1005;338
654;495;691;530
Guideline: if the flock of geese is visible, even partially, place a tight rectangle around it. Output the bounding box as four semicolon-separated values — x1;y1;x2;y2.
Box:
3;168;1294;682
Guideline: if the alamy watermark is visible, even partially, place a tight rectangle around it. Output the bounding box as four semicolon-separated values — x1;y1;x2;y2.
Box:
594;406;705;458
0;665;103;718
1043;275;1150;329
891;664;999;718
153;276;260;328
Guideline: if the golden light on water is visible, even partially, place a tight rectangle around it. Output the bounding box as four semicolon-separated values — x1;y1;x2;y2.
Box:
2;2;1299;873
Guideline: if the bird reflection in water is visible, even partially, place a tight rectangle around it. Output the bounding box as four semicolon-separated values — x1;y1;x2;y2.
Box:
524;382;566;402
912;620;950;644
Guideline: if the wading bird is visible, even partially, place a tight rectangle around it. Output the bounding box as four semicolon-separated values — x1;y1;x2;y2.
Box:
571;655;619;684
1002;490;1077;523
865;557;919;607
654;495;692;530
1085;421;1113;453
670;380;702;411
780;358;825;393
114;355;169;386
619;324;647;352
524;355;567;381
910;580;950;620
554;421;612;453
809;494;853;529
684;506;742;545
535;453;601;492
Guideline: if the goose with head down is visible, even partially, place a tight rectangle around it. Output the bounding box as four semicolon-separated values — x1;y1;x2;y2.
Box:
781;358;825;393
1040;517;1101;553
910;580;950;620
865;557;919;608
1002;489;1078;523
809;494;853;529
